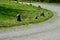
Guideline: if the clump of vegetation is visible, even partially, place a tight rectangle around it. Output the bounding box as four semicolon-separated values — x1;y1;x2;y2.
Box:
0;1;53;27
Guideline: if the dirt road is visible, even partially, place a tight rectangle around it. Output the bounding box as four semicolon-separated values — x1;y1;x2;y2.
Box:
0;2;60;40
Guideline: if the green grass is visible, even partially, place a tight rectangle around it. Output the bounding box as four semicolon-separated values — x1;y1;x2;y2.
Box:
0;1;53;28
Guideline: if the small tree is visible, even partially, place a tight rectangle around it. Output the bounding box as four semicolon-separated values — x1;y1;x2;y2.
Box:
30;0;32;3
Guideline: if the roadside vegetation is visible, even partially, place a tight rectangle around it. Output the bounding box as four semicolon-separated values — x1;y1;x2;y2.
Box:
0;1;53;29
19;0;60;3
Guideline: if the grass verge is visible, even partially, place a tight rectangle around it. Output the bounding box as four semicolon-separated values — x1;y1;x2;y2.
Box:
0;1;53;32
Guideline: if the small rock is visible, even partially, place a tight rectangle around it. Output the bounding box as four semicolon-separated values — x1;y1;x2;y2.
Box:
40;12;44;16
38;5;41;8
30;4;32;6
16;14;21;21
35;16;38;19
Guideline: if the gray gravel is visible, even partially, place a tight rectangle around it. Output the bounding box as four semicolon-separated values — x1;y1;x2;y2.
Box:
0;2;60;40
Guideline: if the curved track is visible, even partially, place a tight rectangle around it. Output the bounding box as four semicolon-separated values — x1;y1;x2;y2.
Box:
0;2;60;40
